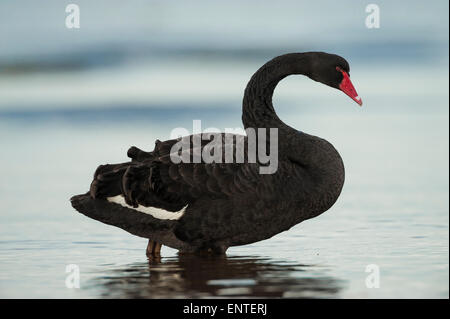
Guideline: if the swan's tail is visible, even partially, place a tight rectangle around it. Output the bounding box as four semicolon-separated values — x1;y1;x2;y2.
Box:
70;145;192;251
70;193;188;251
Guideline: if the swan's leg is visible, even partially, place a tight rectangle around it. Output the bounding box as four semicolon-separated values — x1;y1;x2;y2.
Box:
146;240;162;257
146;240;154;256
153;242;162;254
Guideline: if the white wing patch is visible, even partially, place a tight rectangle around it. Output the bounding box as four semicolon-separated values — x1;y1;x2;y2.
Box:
107;195;186;220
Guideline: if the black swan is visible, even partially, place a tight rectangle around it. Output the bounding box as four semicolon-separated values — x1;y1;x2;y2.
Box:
71;52;362;255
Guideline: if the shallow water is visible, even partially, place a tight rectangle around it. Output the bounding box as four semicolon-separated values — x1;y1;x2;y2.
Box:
0;98;448;298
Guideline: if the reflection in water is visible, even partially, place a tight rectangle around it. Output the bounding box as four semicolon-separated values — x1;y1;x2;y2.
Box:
86;255;344;298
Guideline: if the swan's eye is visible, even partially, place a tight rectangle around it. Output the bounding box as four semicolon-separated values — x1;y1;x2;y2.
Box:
336;66;347;73
336;66;350;77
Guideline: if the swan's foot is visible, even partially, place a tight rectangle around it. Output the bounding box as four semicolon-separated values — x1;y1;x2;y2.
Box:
146;240;162;257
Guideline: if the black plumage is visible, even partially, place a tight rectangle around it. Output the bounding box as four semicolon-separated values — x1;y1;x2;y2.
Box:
71;52;357;254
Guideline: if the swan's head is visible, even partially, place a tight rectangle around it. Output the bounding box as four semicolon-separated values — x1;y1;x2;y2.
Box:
306;52;363;106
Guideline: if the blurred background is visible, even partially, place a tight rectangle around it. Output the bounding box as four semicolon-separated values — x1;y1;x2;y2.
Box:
0;0;448;298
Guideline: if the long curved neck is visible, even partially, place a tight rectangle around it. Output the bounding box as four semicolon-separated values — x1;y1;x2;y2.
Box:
241;53;345;217
242;53;312;131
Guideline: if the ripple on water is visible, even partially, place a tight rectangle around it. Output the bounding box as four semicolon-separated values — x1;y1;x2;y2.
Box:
81;255;344;298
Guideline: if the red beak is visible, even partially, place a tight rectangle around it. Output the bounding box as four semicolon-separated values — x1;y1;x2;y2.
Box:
339;70;363;106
